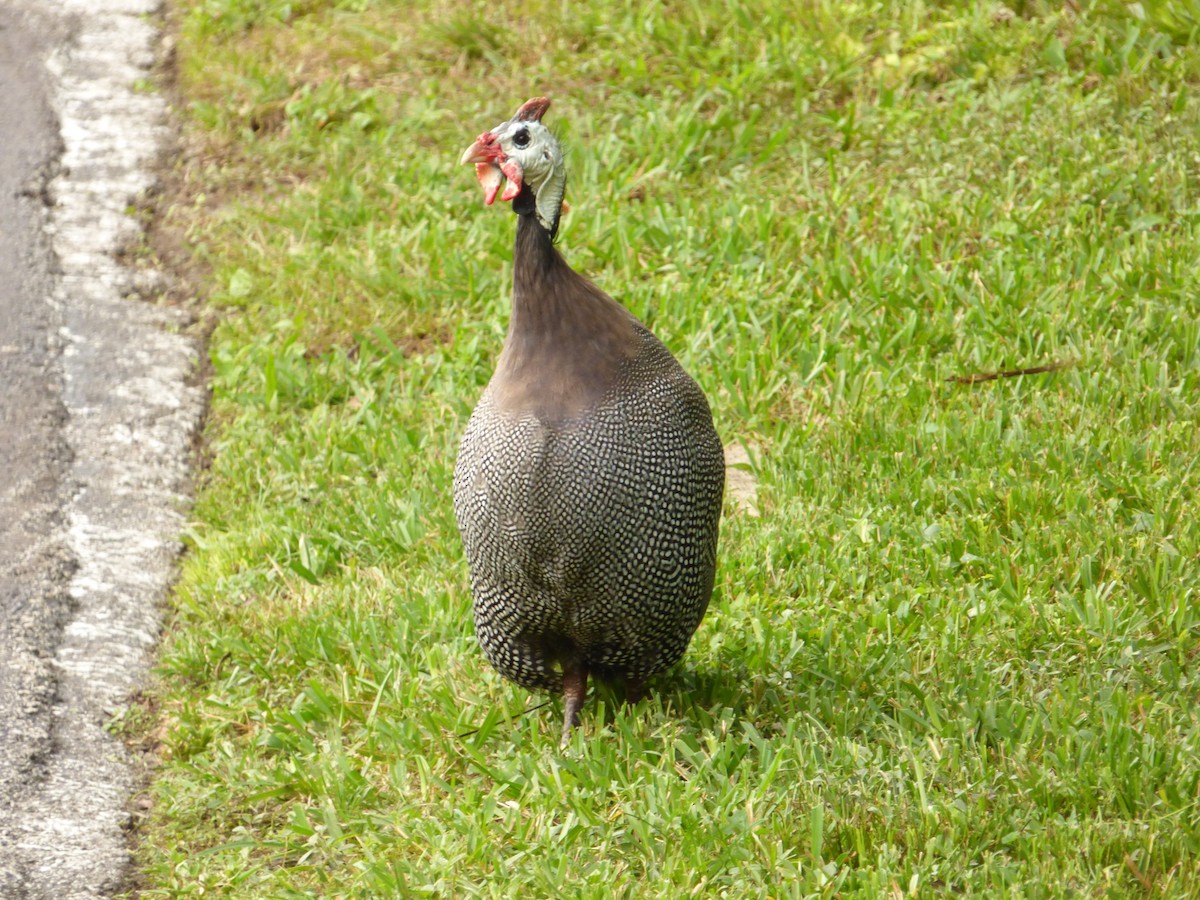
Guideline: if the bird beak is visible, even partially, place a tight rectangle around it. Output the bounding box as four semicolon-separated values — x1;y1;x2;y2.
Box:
462;132;507;205
460;136;495;166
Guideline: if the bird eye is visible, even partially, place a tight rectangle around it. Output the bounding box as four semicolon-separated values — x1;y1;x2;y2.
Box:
513;128;531;148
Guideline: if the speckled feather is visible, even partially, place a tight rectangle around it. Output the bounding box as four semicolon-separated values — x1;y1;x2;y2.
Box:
454;207;724;696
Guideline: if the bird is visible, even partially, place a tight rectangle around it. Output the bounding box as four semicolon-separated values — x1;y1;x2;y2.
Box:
453;97;724;744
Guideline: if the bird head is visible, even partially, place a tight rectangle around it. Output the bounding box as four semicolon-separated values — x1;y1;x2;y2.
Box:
460;96;566;236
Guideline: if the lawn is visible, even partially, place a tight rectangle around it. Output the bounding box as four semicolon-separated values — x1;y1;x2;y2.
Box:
133;0;1200;895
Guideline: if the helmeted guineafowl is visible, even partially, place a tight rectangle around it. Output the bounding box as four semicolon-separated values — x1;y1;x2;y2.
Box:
454;97;724;743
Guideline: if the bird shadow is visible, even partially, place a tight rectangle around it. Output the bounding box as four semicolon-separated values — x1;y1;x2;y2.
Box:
588;652;799;737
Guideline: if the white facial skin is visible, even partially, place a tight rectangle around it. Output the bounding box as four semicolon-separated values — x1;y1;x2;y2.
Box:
464;108;566;234
491;118;564;199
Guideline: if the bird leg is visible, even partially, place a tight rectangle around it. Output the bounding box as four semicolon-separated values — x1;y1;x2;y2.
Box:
560;663;588;746
624;677;645;705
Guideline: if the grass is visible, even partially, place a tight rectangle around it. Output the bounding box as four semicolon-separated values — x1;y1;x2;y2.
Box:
133;0;1200;895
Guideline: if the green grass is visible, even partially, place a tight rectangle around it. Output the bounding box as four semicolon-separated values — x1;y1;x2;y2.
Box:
134;0;1200;895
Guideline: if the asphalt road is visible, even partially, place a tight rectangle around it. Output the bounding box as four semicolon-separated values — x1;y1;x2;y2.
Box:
0;1;202;895
0;0;74;838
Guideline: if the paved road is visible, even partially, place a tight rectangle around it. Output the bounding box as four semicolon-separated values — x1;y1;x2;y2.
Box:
0;0;74;843
0;1;201;895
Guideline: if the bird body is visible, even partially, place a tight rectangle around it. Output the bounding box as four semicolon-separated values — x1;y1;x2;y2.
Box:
453;98;723;739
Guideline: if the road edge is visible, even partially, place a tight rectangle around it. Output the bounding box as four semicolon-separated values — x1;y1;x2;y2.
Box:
11;1;205;895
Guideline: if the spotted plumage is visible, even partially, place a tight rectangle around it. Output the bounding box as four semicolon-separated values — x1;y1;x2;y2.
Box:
454;98;723;741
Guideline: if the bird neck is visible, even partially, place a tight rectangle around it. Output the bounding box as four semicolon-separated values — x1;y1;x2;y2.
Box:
494;208;639;419
508;207;574;338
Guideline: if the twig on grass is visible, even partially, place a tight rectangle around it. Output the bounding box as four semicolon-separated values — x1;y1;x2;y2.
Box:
1124;854;1155;893
456;699;554;739
948;359;1076;385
